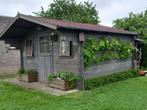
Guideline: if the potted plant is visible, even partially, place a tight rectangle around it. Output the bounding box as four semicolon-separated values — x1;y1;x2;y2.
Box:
139;70;145;76
48;72;80;91
138;70;147;76
17;69;38;82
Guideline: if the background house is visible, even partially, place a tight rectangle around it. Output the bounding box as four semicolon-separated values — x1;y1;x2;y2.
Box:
0;13;138;82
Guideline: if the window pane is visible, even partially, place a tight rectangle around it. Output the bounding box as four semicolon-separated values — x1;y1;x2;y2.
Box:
40;36;50;55
29;40;32;55
46;42;50;54
25;40;33;56
61;40;66;55
40;43;46;54
59;37;70;56
65;42;70;56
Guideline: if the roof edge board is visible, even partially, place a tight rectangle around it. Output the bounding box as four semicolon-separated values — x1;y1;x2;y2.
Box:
0;13;57;38
19;14;57;30
58;26;138;36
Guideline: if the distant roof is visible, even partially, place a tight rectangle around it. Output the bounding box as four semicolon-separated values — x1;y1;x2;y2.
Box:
0;13;138;39
0;16;13;34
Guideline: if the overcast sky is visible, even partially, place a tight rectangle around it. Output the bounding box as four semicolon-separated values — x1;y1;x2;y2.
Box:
0;0;146;26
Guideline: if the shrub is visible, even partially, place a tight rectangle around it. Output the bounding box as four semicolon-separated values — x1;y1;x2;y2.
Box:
17;69;37;75
48;74;56;81
84;69;140;90
25;69;38;75
16;68;25;75
48;72;81;87
48;72;80;81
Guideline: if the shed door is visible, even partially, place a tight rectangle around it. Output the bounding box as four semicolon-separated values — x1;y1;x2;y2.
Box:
38;36;51;82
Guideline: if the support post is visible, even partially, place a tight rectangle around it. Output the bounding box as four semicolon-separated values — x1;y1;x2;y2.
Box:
20;40;24;70
51;31;57;74
51;38;54;73
77;42;85;90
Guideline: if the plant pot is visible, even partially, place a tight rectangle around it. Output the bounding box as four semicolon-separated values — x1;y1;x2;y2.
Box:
18;73;38;82
48;79;74;91
139;70;145;76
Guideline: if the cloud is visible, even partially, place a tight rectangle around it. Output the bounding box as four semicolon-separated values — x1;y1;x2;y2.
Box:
97;0;147;26
0;0;52;16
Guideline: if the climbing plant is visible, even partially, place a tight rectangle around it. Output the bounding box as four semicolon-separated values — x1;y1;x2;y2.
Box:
83;37;133;67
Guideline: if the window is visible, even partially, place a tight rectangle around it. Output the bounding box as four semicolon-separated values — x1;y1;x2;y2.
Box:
59;36;72;56
25;40;33;56
40;36;50;55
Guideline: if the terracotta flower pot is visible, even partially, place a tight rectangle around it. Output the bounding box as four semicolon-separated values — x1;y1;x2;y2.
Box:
139;70;145;76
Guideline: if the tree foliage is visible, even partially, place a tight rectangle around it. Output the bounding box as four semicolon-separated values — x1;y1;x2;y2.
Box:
35;0;100;24
113;10;147;39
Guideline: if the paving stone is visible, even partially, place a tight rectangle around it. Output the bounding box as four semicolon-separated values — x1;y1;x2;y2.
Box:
7;78;79;96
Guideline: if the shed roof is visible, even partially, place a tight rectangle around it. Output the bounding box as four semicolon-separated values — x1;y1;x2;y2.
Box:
22;14;138;35
0;13;138;39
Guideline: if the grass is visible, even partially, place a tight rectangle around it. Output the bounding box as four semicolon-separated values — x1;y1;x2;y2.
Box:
1;77;147;110
0;74;16;80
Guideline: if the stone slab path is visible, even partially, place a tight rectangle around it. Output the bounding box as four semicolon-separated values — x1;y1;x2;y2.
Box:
6;79;79;96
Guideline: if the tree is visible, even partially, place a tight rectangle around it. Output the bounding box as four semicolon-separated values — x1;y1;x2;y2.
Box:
113;10;147;39
35;0;100;24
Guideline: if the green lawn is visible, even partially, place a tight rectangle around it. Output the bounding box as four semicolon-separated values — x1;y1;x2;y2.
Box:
1;77;147;110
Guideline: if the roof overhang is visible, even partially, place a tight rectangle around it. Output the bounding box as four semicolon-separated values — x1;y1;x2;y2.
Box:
0;13;138;40
0;13;57;39
135;38;144;44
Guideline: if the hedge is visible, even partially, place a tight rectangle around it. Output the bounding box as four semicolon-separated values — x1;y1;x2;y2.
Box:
84;69;140;90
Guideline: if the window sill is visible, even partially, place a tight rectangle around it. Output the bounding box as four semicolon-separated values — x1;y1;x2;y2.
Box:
58;55;73;59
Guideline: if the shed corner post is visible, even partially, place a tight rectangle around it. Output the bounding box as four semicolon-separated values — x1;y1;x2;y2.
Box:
50;32;54;74
77;33;85;90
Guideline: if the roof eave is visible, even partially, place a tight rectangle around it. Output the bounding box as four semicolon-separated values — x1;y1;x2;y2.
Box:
57;26;138;36
19;14;57;30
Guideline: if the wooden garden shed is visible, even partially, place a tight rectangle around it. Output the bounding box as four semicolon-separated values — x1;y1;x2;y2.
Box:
0;13;138;83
